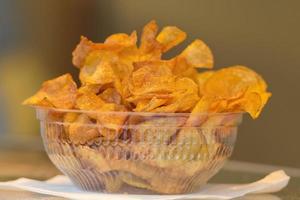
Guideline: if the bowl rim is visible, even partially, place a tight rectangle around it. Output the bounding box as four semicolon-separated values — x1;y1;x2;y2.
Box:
33;106;244;117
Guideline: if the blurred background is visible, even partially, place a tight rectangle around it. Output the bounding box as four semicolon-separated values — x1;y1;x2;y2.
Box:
0;0;299;167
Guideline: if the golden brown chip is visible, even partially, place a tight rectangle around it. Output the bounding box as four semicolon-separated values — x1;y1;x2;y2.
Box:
72;36;95;68
130;117;186;143
99;88;122;104
139;20;162;60
170;78;200;112
80;59;116;85
75;92;105;111
134;97;169;112
68;114;100;144
96;103;128;139
228;91;271;118
156;26;186;52
129;61;175;96
196;71;215;96
23;74;77;109
63;112;79;134
178;39;214;69
78;84;102;94
168;57;198;81
203;65;266;100
151;78;199;113
104;31;137;47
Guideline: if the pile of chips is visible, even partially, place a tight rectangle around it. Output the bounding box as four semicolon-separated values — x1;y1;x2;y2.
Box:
24;20;270;119
23;20;271;194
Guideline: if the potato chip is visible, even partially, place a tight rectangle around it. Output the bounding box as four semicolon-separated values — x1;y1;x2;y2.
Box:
72;36;95;68
178;39;214;69
96;103;128;139
170;77;200;112
152;78;199;113
139;20;162;60
63;112;79;134
98;127;119;141
80;57;116;85
168;57;199;81
203;65;266;100
104;31;137;48
23;74;77;109
72;35;132;69
99;88;122;104
228;91;271;118
129;61;175;96
75;92;105;111
68;114;100;144
133;97;168;112
156;26;186;52
78;84;102;94
196;71;215;96
130;117;186;143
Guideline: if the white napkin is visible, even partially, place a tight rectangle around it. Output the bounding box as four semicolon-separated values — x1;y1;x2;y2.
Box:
0;170;289;200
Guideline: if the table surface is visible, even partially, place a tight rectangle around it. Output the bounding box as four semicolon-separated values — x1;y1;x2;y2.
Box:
0;151;299;200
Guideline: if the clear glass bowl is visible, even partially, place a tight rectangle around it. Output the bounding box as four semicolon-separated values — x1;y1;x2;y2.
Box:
36;107;243;194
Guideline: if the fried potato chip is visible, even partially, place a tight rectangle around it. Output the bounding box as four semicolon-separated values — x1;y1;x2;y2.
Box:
151;78;199;113
134;97;169;112
97;127;119;141
178;39;214;69
156;26;186;52
78;84;102;94
72;36;95;68
196;71;215;96
23;74;77;109
203;65;266;100
228;91;271;118
167;57;198;82
99;88;122;104
104;31;137;48
96;104;128;139
139;20;162;60
120;172;151;190
68;114;100;144
63;112;79;134
80;59;116;85
129;61;175;96
170;78;200;112
130;116;186;143
72;35;134;69
75;92;105;111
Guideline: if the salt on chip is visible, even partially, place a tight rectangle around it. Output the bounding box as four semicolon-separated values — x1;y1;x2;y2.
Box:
156;26;186;52
23;74;77;109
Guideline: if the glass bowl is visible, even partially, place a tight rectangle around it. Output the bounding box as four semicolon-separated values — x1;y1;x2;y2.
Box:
35;107;243;194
